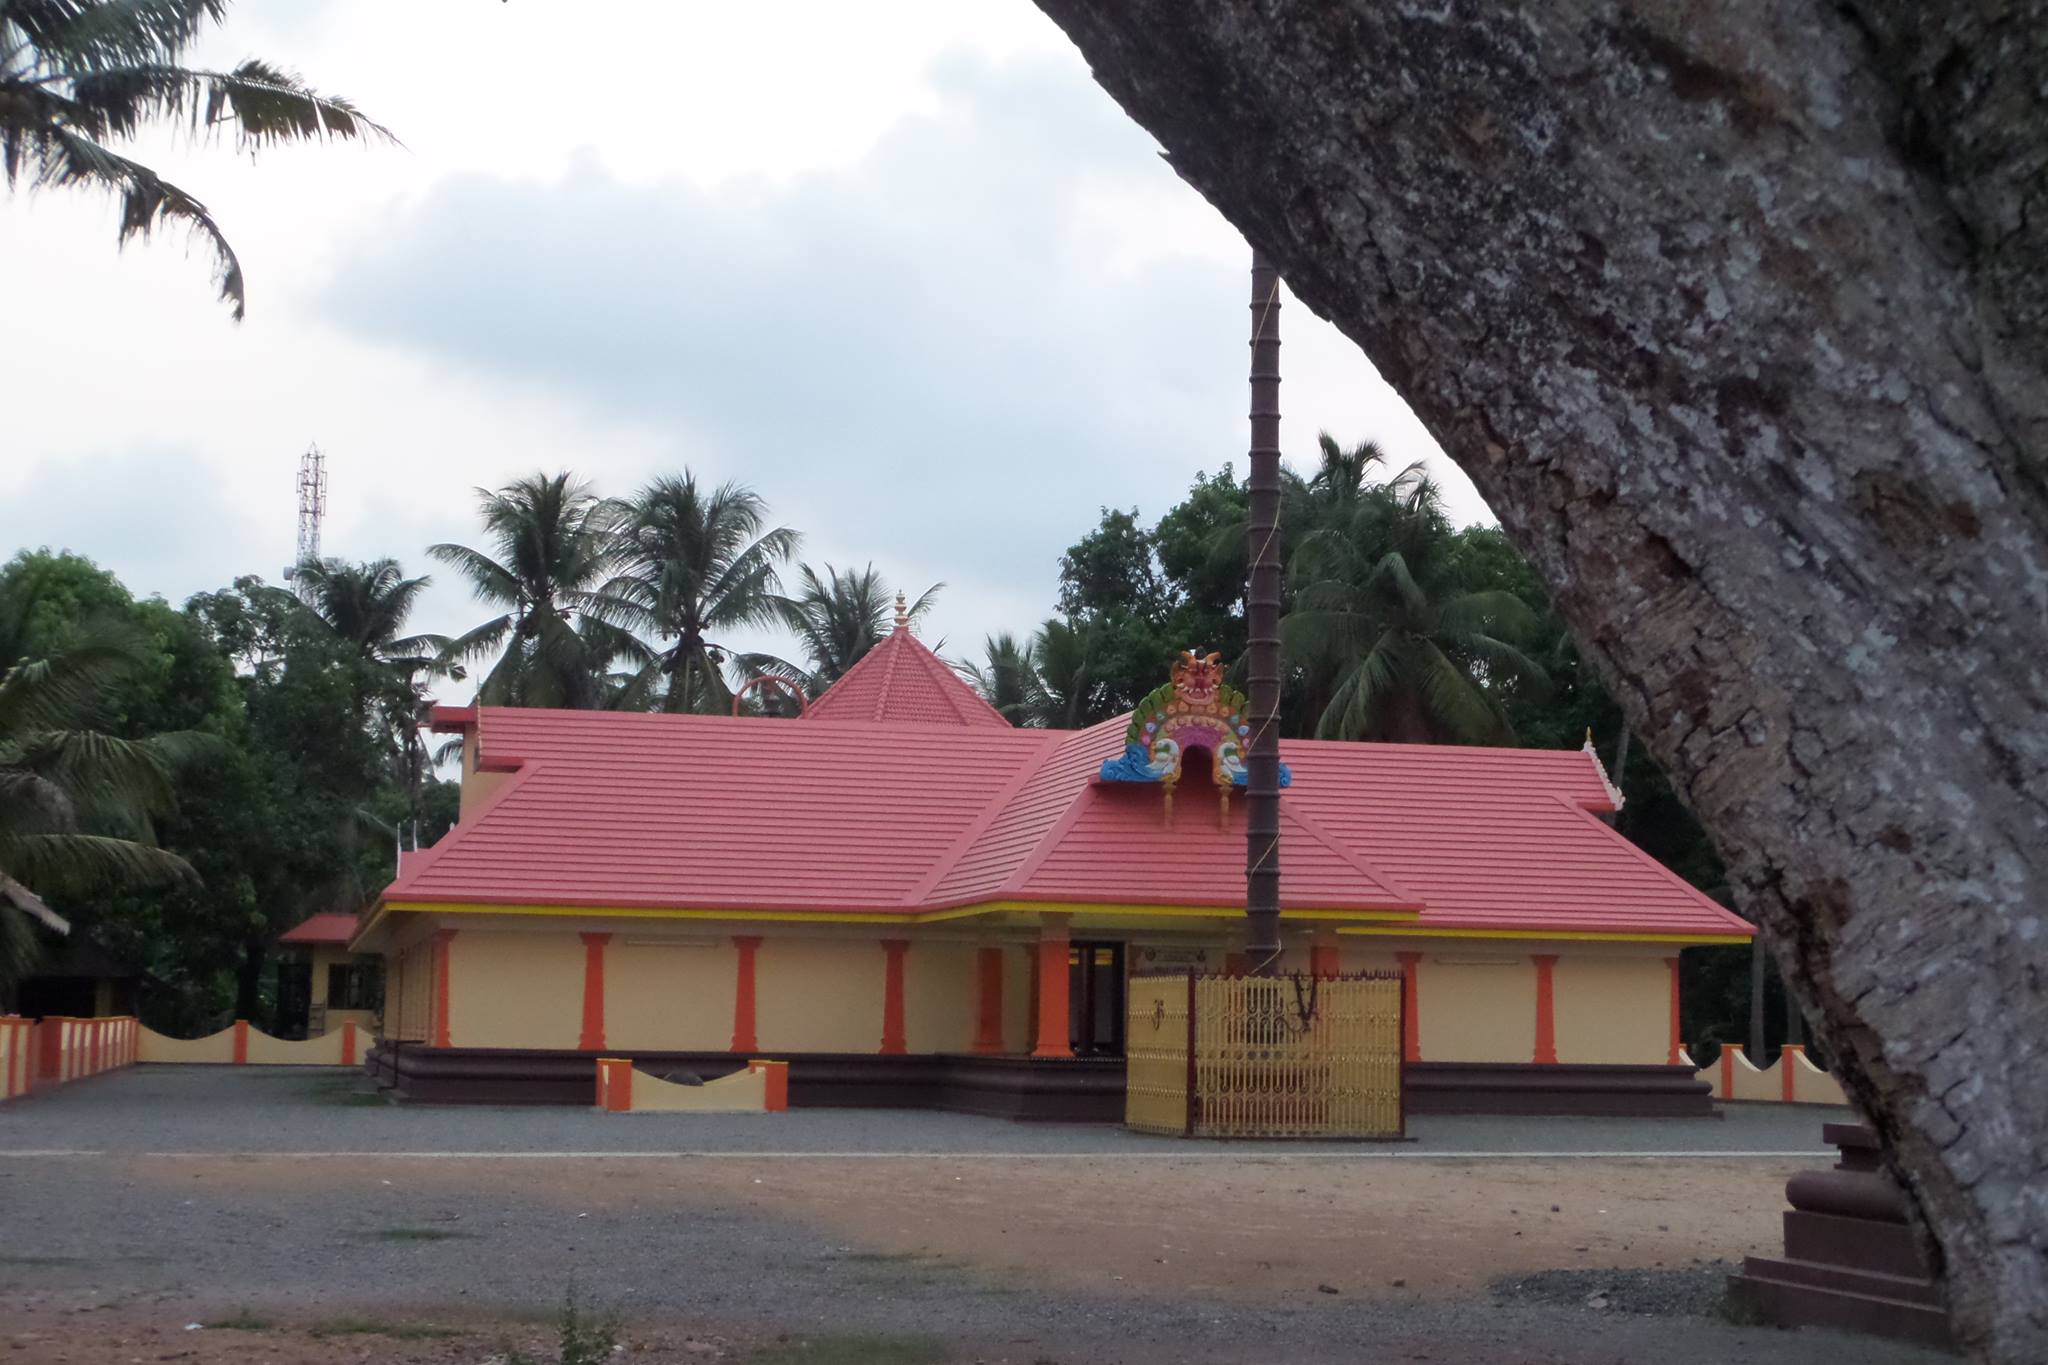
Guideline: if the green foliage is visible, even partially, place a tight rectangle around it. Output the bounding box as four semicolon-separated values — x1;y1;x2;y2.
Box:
431;472;647;711
0;0;394;318
604;473;800;713
505;1285;621;1365
0;551;214;996
777;563;941;692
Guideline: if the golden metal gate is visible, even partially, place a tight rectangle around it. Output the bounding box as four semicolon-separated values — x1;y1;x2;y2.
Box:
1125;972;1404;1139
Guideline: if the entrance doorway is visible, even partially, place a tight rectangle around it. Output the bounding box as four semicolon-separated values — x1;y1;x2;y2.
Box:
1069;941;1125;1057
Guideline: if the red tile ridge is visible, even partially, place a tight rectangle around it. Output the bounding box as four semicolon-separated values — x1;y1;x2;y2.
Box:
1279;799;1427;911
902;729;1068;906
1547;794;1753;933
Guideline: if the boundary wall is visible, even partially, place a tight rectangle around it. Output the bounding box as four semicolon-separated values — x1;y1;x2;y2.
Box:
594;1057;789;1113
138;1020;365;1067
1;1015;137;1100
1686;1044;1850;1105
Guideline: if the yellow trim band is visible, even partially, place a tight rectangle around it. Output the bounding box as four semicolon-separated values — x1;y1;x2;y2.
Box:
1335;926;1751;945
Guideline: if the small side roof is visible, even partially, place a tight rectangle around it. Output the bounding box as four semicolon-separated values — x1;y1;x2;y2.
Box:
279;912;360;946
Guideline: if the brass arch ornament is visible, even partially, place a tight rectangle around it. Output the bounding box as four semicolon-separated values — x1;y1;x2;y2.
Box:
732;674;809;718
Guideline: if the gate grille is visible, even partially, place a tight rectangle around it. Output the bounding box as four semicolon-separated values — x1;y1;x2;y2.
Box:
1125;971;1404;1140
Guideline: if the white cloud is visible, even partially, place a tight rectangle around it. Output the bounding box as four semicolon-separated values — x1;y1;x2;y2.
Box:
1;0;1487;684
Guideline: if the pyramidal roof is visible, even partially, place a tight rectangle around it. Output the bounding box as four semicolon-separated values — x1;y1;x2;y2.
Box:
804;611;1010;730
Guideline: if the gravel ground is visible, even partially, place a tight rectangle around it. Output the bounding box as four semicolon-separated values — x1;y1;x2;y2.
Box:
0;1069;1945;1365
0;1065;1851;1156
1492;1263;1742;1317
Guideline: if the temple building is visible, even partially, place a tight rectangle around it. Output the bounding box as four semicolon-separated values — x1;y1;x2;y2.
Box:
355;610;1750;1118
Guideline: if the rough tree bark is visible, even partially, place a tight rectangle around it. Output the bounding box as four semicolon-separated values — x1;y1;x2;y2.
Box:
1030;3;2047;1359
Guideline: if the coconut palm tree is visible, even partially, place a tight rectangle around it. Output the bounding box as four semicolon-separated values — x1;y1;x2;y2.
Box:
0;606;200;993
1284;473;1549;743
289;558;443;670
957;633;1044;726
778;564;941;692
0;0;394;319
429;473;647;710
602;474;799;715
290;557;452;838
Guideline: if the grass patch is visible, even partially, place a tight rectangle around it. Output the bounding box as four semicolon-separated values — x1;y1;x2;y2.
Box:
308;1316;463;1340
0;1253;164;1267
747;1334;950;1365
204;1309;274;1331
360;1225;477;1243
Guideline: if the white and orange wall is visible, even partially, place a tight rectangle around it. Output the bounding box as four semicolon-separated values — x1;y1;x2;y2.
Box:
1;1015;138;1100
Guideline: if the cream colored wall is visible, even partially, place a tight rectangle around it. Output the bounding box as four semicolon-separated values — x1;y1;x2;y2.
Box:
755;937;885;1054
138;1025;236;1063
1554;954;1668;1064
447;930;581;1049
457;728;511;822
903;942;978;1054
605;938;737;1051
1416;953;1537;1064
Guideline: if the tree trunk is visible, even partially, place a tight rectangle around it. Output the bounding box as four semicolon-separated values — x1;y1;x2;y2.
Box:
1748;935;1769;1067
1244;252;1285;974
1031;4;2047;1358
234;939;267;1026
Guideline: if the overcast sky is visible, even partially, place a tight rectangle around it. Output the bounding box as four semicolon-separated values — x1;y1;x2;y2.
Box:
3;0;1488;685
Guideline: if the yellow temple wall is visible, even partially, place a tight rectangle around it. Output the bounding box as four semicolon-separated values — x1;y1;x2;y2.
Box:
1554;954;1669;1065
604;937;736;1052
755;936;887;1053
384;918;1683;1068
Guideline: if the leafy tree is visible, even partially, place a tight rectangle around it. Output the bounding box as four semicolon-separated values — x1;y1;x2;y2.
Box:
603;474;798;714
0;0;392;318
185;577;391;1020
777;564;940;692
1284;471;1547;742
0;553;208;996
957;633;1041;726
431;473;646;710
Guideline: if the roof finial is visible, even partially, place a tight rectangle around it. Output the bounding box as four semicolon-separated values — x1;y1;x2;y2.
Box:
893;590;910;633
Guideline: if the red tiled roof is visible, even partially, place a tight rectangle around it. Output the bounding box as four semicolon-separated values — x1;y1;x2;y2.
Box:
279;912;359;945
378;705;1751;940
804;626;1011;728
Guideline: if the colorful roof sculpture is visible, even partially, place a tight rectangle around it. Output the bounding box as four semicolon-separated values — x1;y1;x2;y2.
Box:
1097;649;1292;794
803;598;1011;729
374;632;1750;944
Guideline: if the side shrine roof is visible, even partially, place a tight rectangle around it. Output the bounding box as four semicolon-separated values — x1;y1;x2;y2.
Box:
375;704;1752;943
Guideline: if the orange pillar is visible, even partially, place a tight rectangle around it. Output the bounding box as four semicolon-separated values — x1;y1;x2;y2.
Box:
232;1018;250;1065
38;1017;63;1081
1395;953;1422;1062
1532;954;1559;1065
879;939;909;1055
1719;1047;1735;1099
341;1021;359;1067
1665;956;1683;1065
972;947;1005;1053
730;936;761;1053
1309;936;1341;979
431;929;456;1048
1032;926;1072;1059
577;932;611;1052
1781;1043;1802;1102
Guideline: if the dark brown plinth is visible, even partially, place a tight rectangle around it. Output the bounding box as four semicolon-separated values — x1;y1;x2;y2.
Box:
366;1043;1123;1121
1404;1061;1716;1117
1725;1122;1956;1353
365;1044;1716;1121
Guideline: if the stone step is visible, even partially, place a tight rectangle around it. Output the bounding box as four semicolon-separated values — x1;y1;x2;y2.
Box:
1729;1269;1955;1354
